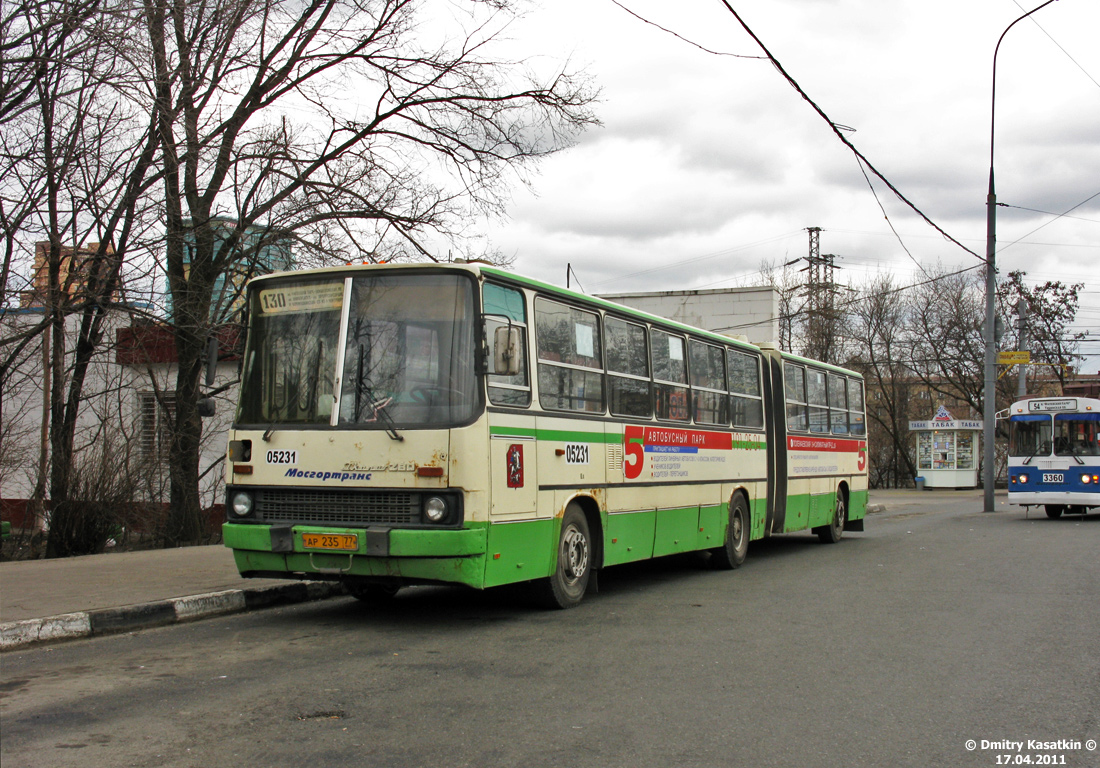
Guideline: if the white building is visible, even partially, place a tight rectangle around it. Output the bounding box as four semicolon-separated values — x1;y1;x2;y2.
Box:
597;286;780;346
0;306;237;533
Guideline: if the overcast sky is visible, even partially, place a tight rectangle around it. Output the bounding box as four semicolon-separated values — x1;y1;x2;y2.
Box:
477;0;1099;373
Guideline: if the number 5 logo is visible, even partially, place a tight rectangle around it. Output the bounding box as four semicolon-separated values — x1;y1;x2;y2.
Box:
624;426;644;479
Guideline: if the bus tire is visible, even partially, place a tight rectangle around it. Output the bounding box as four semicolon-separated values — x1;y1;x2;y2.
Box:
1045;505;1064;519
710;494;749;570
817;489;846;544
534;504;592;609
348;582;401;605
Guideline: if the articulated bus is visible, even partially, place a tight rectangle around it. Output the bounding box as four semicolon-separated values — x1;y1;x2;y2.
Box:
222;263;868;607
1006;396;1100;518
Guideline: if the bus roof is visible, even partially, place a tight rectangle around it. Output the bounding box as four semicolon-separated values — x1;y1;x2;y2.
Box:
248;262;864;380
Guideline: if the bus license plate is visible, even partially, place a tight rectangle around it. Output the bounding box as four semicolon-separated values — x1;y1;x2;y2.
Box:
1042;473;1064;484
302;533;358;551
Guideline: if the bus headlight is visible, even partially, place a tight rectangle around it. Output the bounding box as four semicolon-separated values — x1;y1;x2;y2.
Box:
424;496;447;523
1083;474;1093;485
230;491;254;518
1017;474;1028;484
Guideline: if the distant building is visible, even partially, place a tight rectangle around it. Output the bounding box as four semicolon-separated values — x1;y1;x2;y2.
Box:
1064;371;1100;399
596;286;780;346
171;217;294;321
21;241;118;309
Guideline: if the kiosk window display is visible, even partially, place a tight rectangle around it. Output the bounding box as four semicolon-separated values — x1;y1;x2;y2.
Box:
909;406;982;489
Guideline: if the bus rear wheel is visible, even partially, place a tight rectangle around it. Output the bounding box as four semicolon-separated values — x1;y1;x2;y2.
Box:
816;490;846;544
534;504;592;609
710;494;749;570
1045;505;1064;519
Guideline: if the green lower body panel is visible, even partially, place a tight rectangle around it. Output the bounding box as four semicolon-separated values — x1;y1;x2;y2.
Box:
807;492;835;529
605;510;656;566
784;494;812;532
849;488;868;520
750;496;767;541
483;518;555;588
653;507;701;557
784;484;868;534
698;504;724;550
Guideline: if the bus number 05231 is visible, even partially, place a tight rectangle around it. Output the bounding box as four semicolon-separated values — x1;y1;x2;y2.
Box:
564;443;590;465
266;450;297;465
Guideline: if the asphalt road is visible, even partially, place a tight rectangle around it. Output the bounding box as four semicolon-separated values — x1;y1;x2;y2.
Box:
2;500;1098;768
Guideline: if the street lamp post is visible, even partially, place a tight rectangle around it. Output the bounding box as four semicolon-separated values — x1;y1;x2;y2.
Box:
983;0;1060;513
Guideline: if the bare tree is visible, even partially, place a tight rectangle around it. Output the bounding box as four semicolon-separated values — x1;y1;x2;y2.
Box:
844;274;918;487
999;269;1085;391
757;258;803;352
905;267;988;417
130;0;597;544
1;0;164;555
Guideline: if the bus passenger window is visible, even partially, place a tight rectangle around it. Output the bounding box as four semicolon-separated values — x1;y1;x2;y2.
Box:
847;379;866;436
606;316;651;418
807;369;828;434
728;350;764;429
784;362;808;432
652;329;689;422
535;298;604;413
690;339;727;425
828;374;848;434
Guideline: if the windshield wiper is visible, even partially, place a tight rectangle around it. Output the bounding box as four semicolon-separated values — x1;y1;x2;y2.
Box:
356;344;403;442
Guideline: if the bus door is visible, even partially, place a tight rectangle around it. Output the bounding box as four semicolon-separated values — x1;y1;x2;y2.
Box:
763;355;788;535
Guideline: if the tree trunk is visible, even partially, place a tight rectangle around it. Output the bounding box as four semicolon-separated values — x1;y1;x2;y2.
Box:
166;342;206;546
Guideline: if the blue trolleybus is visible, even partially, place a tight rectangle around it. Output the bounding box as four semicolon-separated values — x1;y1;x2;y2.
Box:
1006;396;1100;518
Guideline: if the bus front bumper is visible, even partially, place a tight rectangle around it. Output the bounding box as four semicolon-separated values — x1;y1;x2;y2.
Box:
1008;492;1099;508
223;522;488;588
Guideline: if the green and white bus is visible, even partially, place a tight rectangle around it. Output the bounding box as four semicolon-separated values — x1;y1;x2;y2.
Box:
223;262;868;607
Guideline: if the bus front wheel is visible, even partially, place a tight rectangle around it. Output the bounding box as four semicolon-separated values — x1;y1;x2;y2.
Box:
1045;505;1064;519
348;582;401;605
534;504;592;609
710;494;749;570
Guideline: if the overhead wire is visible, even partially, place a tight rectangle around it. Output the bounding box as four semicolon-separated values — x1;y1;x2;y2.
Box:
997;190;1100;254
609;0;766;60
1011;0;1100;92
854;158;932;279
600;1;1094;365
711;263;985;334
998;201;1100;225
712;0;985;263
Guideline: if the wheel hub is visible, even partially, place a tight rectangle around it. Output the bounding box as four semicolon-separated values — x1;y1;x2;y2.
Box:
561;526;589;580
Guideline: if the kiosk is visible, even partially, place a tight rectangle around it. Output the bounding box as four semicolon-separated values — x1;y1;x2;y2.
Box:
909;406;983;489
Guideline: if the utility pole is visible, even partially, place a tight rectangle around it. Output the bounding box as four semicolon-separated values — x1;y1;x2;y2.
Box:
1017;299;1028;398
802;227;838;363
983;0;1059;513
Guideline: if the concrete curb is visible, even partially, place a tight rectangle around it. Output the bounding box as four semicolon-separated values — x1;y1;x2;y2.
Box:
0;581;347;652
866;503;886;514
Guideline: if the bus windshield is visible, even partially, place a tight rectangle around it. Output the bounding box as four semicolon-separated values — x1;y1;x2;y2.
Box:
1009;416;1052;458
237;272;478;428
1054;414;1100;457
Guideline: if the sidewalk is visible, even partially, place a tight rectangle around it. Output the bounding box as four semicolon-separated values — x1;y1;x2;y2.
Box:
0;544;345;651
0;488;994;651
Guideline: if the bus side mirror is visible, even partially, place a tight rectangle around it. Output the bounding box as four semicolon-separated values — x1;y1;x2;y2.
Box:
494;326;521;376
